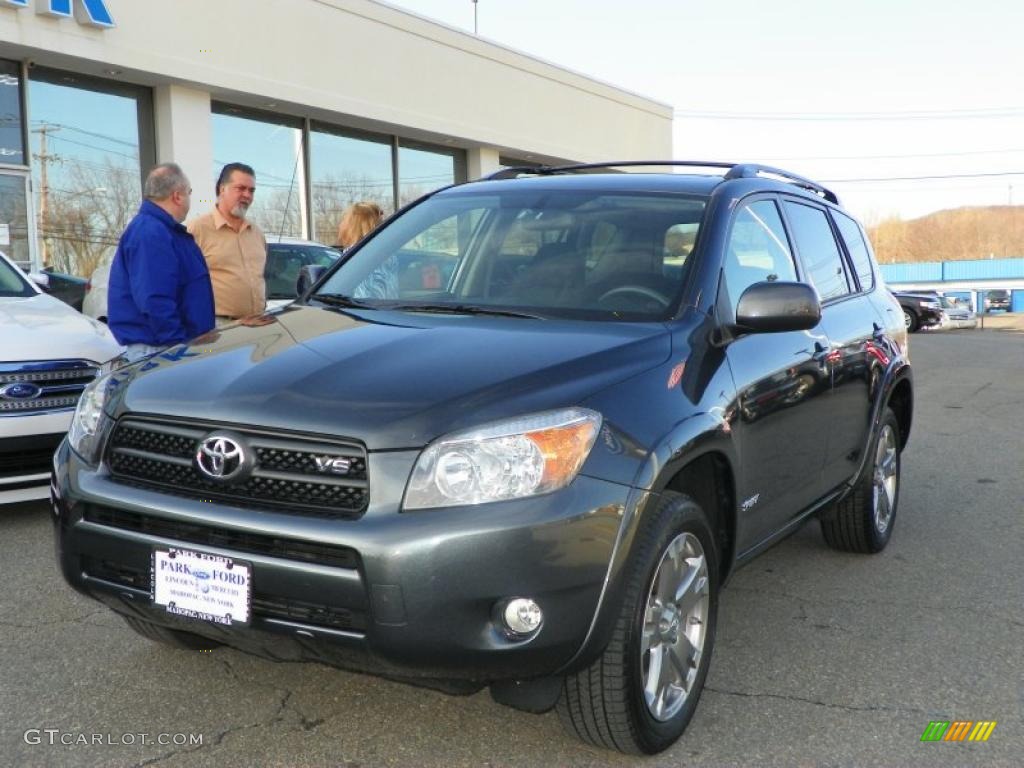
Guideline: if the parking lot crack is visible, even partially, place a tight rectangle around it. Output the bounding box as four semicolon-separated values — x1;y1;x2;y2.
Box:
705;686;930;715
0;608;110;630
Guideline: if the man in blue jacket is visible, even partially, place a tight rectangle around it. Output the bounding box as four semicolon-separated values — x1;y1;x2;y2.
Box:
108;163;215;361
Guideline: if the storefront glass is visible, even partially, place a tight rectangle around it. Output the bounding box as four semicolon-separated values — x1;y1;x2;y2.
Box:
211;106;305;240
398;143;462;208
310;125;393;245
28;69;152;276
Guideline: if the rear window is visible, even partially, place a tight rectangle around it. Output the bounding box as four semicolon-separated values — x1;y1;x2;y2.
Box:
832;210;875;291
783;201;851;301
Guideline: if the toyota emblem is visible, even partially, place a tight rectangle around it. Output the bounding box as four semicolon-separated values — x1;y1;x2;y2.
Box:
195;434;247;481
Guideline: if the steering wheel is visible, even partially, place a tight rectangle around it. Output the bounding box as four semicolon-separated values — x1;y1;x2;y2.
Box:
597;284;671;309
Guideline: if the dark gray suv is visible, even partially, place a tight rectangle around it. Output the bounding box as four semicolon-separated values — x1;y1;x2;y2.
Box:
52;162;912;754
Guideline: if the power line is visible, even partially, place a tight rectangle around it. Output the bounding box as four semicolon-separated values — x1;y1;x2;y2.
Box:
761;147;1024;162
673;107;1024;121
822;170;1024;183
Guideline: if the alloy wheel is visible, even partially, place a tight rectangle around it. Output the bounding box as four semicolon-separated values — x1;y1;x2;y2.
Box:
872;424;898;533
639;532;709;722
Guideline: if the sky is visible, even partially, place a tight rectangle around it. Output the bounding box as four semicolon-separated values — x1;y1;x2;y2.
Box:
381;0;1024;223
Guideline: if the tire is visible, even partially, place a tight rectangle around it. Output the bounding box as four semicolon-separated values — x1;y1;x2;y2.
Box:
902;308;919;333
557;492;718;754
820;407;901;554
121;615;221;651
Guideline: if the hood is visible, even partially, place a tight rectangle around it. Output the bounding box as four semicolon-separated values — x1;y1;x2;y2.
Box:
116;305;672;450
0;293;121;364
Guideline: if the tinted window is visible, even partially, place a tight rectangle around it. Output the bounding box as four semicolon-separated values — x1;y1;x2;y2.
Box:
723;199;797;301
832;210;874;290
783;201;850;301
265;244;341;299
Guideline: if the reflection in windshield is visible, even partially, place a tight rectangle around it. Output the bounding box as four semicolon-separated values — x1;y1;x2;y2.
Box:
315;189;707;321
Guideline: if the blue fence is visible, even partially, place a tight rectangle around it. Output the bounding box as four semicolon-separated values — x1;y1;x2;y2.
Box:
880;257;1024;284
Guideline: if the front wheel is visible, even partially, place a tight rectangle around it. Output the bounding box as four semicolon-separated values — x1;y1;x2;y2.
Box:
820;407;901;553
557;492;718;754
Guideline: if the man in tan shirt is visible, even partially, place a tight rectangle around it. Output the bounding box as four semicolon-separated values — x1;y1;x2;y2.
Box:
188;162;268;321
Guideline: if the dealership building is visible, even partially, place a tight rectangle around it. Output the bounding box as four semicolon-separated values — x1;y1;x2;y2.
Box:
0;0;672;274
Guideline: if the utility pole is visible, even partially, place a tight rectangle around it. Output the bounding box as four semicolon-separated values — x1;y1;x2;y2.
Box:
473;0;478;35
31;124;60;268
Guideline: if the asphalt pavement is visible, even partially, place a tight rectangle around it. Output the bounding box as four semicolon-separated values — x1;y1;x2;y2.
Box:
1;322;1021;767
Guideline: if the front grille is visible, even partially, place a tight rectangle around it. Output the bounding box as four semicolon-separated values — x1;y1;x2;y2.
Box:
84;506;360;570
0;360;99;415
0;433;64;479
106;417;369;518
81;557;366;633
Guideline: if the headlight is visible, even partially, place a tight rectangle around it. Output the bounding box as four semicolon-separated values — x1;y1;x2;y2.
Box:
67;373;113;465
403;407;602;510
920;300;940;309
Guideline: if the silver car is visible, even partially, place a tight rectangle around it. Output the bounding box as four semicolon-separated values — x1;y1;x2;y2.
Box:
938;296;978;329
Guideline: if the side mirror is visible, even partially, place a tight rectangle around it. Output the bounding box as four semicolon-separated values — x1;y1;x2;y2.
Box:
28;272;51;290
735;281;821;333
296;264;327;298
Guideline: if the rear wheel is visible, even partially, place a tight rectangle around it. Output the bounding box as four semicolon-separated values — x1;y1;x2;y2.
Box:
557;492;718;754
121;615;220;651
820;407;901;553
902;308;919;333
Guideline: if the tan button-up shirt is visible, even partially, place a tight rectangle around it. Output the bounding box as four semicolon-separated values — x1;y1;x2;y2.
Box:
187;208;267;318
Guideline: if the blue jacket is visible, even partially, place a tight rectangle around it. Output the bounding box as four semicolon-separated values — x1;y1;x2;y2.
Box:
108;200;215;347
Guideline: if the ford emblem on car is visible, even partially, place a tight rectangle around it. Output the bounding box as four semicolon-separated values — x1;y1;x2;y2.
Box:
0;382;42;400
195;434;248;481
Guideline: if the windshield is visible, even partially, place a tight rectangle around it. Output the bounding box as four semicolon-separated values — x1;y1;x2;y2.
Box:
0;254;34;298
314;188;707;321
265;244;342;299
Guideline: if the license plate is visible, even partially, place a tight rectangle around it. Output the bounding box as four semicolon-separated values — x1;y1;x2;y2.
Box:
152;547;251;626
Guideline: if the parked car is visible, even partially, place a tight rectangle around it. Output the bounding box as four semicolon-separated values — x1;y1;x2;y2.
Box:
938;296;978;329
32;266;88;312
264;237;342;310
0;250;120;504
890;289;943;332
984;288;1010;312
52;162;913;754
85;238;343;318
82;259;112;322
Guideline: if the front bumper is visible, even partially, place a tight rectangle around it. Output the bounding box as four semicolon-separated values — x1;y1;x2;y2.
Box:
51;439;631;683
1;410;72;504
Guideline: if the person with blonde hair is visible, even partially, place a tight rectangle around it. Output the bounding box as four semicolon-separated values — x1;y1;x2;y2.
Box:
336;201;384;249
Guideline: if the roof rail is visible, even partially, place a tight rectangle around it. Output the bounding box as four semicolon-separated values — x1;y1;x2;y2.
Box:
482;160;737;181
724;163;839;204
480;160;840;204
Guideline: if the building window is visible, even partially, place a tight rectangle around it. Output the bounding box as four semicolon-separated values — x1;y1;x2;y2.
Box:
211;104;305;240
0;59;25;165
398;141;464;208
309;124;393;245
28;68;154;276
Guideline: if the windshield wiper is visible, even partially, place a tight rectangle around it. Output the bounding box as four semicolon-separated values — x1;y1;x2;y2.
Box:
387;303;545;320
312;293;376;309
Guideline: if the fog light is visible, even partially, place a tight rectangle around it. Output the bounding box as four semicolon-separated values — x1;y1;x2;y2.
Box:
502;598;543;635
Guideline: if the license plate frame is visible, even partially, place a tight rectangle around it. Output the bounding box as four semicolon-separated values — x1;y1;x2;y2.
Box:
151;547;252;626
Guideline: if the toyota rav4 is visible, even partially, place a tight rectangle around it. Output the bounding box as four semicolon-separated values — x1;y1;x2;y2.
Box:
52;162;913;754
